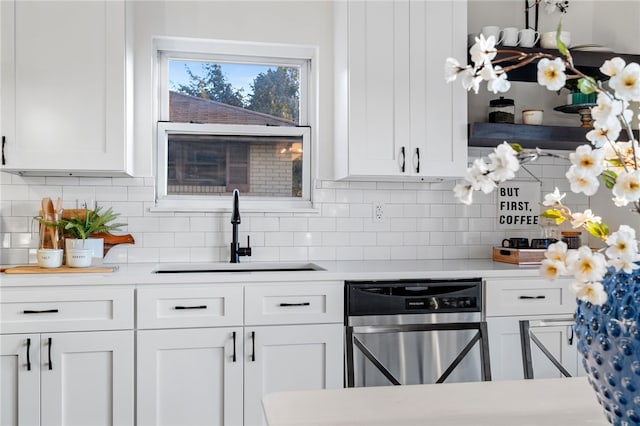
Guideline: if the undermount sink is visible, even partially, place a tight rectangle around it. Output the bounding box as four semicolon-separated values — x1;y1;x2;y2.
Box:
153;262;325;274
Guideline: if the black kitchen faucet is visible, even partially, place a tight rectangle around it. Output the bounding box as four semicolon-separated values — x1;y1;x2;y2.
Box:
230;189;252;263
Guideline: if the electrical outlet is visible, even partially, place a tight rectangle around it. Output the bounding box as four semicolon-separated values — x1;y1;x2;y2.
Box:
373;202;385;222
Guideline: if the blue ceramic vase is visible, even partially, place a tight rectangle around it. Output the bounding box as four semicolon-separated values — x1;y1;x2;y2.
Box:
574;266;640;425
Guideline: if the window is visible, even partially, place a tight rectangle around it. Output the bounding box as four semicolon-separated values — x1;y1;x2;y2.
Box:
154;38;316;211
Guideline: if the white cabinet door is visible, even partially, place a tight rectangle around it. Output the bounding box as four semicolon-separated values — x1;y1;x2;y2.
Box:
137;328;243;426
0;0;131;176
339;0;409;178
244;324;344;426
334;0;467;180
487;316;578;381
1;334;40;426
408;0;467;178
40;330;134;426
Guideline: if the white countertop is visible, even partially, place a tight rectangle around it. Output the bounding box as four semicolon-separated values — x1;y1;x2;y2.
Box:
0;259;544;287
262;377;607;426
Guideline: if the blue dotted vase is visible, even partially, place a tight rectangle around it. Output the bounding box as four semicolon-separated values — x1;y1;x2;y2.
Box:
574;266;640;425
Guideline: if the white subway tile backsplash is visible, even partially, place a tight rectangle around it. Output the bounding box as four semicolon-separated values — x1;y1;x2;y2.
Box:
294;231;322;246
349;203;372;218
1;144;591;265
280;217;308;232
337;218;364;232
363;246;390;260
265;231;293;247
308;217;336;232
308;246;337;261
143;232;175;248
349;232;376;246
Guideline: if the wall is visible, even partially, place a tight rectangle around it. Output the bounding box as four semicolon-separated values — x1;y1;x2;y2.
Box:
2;0;633;265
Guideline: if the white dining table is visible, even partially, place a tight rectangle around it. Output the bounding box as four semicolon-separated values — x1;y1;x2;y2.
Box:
263;377;609;426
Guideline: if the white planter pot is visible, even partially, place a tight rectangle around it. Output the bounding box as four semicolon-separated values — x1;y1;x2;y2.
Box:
65;238;104;265
66;248;92;268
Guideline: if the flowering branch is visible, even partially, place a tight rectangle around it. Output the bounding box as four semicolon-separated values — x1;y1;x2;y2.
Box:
445;28;640;306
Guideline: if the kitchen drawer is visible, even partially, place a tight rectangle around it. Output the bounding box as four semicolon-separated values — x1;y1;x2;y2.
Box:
137;286;243;329
0;287;133;333
485;278;575;317
244;282;343;325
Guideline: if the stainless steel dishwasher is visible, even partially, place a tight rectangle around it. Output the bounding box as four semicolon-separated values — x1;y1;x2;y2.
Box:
345;278;491;387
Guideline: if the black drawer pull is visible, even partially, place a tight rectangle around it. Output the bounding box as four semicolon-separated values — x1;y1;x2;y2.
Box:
23;309;59;314
278;302;310;307
26;338;32;371
47;337;53;370
174;305;207;310
232;331;237;362
250;331;256;362
518;295;546;300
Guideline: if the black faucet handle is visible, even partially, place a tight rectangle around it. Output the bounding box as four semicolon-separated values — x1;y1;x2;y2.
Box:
238;235;252;257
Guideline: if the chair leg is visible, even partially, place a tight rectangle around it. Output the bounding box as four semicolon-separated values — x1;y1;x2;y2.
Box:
519;320;534;379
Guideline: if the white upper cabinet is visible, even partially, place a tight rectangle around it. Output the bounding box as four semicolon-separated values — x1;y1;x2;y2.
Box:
0;0;133;176
334;0;467;180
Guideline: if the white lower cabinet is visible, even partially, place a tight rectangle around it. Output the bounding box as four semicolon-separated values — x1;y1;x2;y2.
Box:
1;330;134;426
485;277;580;381
487;316;578;380
0;286;135;426
137;327;244;426
244;324;343;426
136;282;344;426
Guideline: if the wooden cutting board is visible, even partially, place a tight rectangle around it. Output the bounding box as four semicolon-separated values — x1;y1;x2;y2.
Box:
3;265;117;274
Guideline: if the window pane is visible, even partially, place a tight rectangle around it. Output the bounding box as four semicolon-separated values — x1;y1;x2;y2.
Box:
167;134;303;197
169;60;300;125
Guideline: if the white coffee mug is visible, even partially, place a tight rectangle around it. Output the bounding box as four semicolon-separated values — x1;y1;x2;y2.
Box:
540;31;571;49
522;109;544;125
501;27;520;47
518;28;540;48
481;26;503;44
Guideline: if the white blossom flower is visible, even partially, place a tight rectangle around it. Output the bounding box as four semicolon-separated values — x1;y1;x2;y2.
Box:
542;187;566;206
608;258;640;274
566;246;607;282
612;170;640;206
544;240;568;263
540;258;567;280
486;66;511;93
461;68;482;94
605;225;639;262
565;165;600;196
444;57;469;83
569;145;605;176
570;209;602;228
602;139;640;173
537;58;567;91
453;183;473;205
586;120;621;148
469;34;497;67
487;142;520;182
572;280;608;305
591;92;623;129
600;57;626;77
465;159;496;194
609;62;640;102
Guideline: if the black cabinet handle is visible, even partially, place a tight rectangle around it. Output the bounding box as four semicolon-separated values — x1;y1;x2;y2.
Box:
47;337;52;370
568;327;574;345
232;331;237;362
23;309;59;314
278;302;310;307
174;305;207;310
518;295;546;300
250;331;256;362
415;147;420;173
26;338;31;371
400;146;406;173
2;136;6;165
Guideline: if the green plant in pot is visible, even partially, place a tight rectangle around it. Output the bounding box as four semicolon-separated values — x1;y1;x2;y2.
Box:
62;206;127;263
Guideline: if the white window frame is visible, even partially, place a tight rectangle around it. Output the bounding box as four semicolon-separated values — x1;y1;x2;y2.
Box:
152;37;318;213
